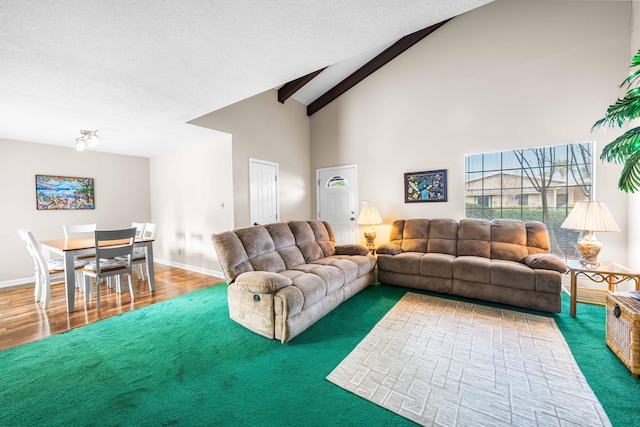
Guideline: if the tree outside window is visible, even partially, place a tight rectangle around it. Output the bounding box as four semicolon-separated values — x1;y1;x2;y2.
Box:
465;143;593;259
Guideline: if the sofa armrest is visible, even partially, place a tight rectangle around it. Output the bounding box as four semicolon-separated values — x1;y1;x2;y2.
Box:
234;272;293;294
375;243;404;255
335;244;370;256
523;254;568;273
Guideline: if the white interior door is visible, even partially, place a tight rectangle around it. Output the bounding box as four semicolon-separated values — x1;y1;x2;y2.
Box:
316;165;358;245
250;158;278;225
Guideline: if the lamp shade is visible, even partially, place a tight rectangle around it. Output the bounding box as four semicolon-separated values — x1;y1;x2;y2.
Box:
357;205;382;225
561;201;620;232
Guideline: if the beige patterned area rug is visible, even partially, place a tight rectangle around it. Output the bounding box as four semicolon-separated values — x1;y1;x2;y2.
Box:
327;292;611;427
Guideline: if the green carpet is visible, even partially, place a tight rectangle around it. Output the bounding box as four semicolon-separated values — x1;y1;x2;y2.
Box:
0;283;637;426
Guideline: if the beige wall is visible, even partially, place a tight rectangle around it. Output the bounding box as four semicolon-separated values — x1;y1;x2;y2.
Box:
310;0;632;264
190;89;312;228
1;138;151;285
150;135;234;275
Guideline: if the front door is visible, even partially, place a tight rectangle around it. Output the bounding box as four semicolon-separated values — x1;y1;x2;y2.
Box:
316;165;358;245
250;158;278;225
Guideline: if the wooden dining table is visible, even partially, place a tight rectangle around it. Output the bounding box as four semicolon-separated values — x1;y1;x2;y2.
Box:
40;237;155;313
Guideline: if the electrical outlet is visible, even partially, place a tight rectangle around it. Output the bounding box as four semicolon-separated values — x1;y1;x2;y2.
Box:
178;249;182;255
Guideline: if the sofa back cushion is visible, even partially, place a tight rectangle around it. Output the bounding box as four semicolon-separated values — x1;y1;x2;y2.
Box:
289;220;336;262
457;218;491;258
211;220;337;284
387;218;552;262
211;230;256;284
427;219;458;255
265;223;305;269
236;225;287;274
490;219;529;262
309;220;337;258
526;221;551;255
389;219;457;255
389;219;429;252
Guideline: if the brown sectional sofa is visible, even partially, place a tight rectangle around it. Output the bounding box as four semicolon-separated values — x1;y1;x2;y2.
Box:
211;220;376;343
376;218;568;313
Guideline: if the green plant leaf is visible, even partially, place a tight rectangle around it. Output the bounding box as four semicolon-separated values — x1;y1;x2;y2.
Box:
600;126;640;164
621;68;640;88
617;148;640;192
591;90;640;131
594;48;640;192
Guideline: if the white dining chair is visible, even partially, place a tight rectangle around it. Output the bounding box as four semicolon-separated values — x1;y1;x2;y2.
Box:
63;223;97;239
130;222;147;279
63;223;97;289
143;223;156;240
82;228;137;308
132;222;146;239
128;223;156;282
18;229;88;309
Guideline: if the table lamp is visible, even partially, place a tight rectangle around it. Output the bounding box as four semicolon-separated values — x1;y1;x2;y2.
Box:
357;204;383;250
560;200;620;268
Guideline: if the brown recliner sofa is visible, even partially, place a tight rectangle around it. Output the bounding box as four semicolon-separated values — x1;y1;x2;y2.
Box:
376;218;567;313
211;220;376;343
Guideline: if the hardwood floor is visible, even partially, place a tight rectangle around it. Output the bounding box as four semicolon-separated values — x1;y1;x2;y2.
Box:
0;263;225;352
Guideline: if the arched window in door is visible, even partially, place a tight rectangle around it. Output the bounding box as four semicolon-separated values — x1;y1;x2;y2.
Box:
326;175;347;188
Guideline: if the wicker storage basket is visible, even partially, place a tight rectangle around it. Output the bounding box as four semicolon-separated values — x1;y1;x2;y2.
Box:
606;294;640;378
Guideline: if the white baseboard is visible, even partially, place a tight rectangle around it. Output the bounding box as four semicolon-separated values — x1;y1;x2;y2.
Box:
154;258;225;280
0;261;224;290
0;277;33;289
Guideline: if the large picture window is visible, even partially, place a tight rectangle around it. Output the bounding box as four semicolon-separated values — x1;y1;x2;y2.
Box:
465;143;593;259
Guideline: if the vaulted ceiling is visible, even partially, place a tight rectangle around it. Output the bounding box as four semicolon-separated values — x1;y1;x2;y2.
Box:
0;0;493;157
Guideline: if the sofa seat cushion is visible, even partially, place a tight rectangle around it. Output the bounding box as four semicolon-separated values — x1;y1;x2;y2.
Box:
287;271;328;309
324;255;377;277
377;252;421;275
290;264;347;298
490;260;534;291
453;256;490;283
420;253;454;279
311;258;358;285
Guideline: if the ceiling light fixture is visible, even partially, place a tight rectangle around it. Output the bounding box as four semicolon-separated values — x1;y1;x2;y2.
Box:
75;130;99;151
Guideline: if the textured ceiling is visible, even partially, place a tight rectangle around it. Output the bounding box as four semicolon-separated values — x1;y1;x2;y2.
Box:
0;0;493;157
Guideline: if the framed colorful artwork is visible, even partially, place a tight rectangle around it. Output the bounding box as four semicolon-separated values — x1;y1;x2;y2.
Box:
36;175;95;210
404;169;447;203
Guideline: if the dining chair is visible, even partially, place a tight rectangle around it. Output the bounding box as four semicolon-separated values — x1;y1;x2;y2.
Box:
63;223;97;239
63;223;97;289
18;229;88;309
130;222;147;279
132;222;146;239
128;223;156;282
143;223;156;240
82;228;137;308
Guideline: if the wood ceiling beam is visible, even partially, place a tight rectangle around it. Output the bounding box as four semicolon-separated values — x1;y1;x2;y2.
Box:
278;68;326;103
306;19;451;116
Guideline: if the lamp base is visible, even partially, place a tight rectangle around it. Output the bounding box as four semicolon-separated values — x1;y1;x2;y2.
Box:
364;228;376;251
577;232;601;269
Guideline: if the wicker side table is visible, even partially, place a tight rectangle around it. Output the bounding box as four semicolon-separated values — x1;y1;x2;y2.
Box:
606;294;640;378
